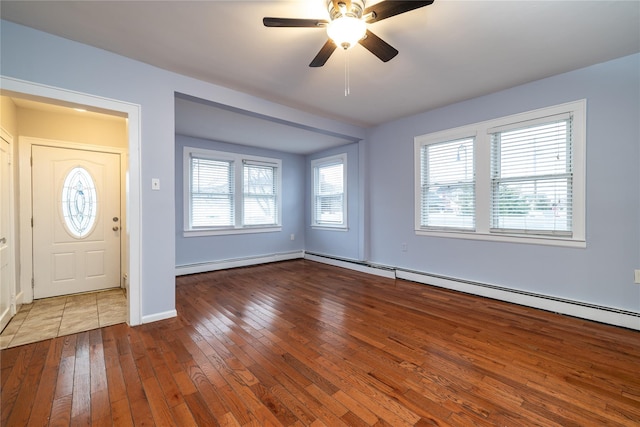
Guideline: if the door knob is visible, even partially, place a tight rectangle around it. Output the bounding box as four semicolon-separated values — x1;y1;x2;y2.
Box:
113;217;119;222
0;237;6;244
112;226;119;231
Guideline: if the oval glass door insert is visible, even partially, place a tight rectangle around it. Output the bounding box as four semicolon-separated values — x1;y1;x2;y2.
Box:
61;166;98;237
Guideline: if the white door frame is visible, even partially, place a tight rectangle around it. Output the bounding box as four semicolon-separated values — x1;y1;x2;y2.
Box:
0;127;17;322
2;76;142;326
25;139;126;298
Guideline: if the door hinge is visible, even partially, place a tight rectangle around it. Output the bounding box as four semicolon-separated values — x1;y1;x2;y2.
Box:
31;217;33;227
30;156;33;166
31;278;34;290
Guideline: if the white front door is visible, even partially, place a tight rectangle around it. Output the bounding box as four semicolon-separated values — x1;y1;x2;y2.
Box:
0;135;13;331
32;145;121;299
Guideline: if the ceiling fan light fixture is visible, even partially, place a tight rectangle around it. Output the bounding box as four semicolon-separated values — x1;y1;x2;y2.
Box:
327;16;366;50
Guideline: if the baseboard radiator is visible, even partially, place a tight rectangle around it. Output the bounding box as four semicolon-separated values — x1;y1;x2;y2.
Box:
305;252;640;331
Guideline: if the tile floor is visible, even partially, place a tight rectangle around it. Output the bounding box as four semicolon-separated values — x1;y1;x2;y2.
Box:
0;288;127;349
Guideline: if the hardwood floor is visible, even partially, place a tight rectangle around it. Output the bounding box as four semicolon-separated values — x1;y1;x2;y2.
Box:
2;259;639;426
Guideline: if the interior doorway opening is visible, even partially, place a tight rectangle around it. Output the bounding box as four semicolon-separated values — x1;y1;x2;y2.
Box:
0;76;142;328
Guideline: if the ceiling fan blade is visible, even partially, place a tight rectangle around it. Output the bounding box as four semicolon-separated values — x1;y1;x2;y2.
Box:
364;0;434;24
309;39;337;67
358;30;398;62
263;17;328;27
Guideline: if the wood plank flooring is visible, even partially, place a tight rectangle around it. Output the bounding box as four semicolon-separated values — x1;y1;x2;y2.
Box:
2;259;639;426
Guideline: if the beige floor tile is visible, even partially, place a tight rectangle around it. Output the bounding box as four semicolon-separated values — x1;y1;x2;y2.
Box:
64;294;97;308
62;304;99;316
58;319;100;336
99;310;127;327
0;334;14;349
1;309;29;336
59;303;99;336
16;319;61;334
25;306;65;320
0;288;126;348
97;289;127;327
10;329;57;347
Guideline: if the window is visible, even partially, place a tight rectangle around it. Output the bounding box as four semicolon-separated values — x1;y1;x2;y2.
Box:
190;157;234;227
61;167;97;238
312;154;347;228
419;137;475;230
415;100;585;247
184;148;281;236
490;115;572;236
243;161;278;226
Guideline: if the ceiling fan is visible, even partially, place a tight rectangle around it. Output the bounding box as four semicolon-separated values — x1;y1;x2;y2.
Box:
263;0;435;67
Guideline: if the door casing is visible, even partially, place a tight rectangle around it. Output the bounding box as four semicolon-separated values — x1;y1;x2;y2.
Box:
5;76;142;326
0;128;17;332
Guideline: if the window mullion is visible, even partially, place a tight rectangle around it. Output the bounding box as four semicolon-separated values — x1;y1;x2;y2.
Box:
475;130;491;233
235;161;243;228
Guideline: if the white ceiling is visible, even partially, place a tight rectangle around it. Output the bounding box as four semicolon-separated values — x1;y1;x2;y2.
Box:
2;0;639;153
10;98;126;121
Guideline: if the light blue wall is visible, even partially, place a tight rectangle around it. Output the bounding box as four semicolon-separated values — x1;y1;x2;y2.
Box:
305;142;363;261
175;135;305;265
3;19;638;318
1;20;364;319
366;53;640;312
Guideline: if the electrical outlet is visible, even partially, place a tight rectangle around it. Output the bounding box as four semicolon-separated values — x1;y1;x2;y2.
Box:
290;234;295;241
635;270;640;284
401;243;408;252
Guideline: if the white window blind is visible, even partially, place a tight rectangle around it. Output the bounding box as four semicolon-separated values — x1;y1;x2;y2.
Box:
313;158;345;226
190;156;234;227
243;162;278;226
420;137;475;230
490;114;573;236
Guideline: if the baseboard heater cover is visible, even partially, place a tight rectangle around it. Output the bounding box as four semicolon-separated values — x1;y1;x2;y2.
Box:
305;252;640;331
304;252;395;279
396;268;639;331
175;250;305;276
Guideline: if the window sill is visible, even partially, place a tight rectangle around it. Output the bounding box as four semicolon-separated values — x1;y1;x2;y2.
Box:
311;225;349;232
184;226;282;237
415;229;586;248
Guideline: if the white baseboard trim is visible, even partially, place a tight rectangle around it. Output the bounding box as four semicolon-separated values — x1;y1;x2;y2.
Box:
304;253;396;279
142;309;177;324
396;270;640;331
175;251;305;276
14;290;24;309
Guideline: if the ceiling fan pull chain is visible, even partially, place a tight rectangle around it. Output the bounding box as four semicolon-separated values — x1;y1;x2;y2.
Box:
344;49;350;96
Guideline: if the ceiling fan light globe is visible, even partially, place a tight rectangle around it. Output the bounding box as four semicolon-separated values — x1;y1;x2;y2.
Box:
327;16;366;50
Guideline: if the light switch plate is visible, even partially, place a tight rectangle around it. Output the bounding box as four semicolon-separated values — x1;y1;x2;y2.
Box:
152;178;160;190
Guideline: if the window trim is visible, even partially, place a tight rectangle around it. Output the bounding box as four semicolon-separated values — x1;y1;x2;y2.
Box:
414;100;586;248
183;147;282;237
311;153;348;230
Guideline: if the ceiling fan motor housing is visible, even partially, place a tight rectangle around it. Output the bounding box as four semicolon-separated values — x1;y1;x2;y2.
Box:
328;0;366;21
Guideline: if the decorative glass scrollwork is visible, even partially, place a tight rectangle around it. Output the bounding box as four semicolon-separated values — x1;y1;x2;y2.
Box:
61;167;97;237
